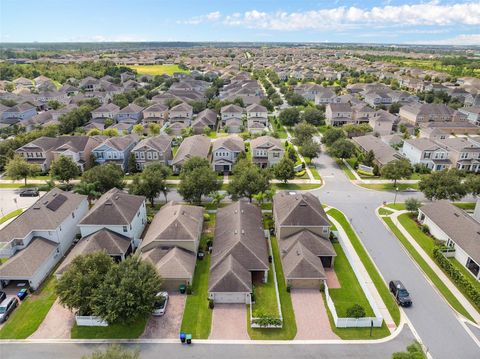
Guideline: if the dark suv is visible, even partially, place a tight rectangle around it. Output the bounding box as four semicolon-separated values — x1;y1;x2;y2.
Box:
389;280;412;307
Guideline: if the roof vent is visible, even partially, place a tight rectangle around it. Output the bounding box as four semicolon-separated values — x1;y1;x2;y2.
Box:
234;230;238;234
241;229;245;235
115;195;120;200
105;201;112;206
454;213;459;217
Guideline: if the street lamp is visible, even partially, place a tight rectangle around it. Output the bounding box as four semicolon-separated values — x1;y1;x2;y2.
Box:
393;187;399;205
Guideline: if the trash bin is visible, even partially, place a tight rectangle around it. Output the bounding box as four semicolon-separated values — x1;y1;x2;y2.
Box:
186;334;192;344
180;332;186;343
179;284;186;294
17;288;28;301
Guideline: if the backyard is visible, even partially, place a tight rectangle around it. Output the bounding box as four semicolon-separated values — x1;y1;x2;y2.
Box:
252;264;280;318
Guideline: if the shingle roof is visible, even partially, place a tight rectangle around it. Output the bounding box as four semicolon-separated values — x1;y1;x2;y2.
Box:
221;104;244;114
132;135;172;153
209;254;252;292
246;103;267;113
282;242;326;280
142;246;196;280
250;135;283;151
171;135;211;166
212;135;244;152
273;191;329;227
280;229;336;258
352;134;401;166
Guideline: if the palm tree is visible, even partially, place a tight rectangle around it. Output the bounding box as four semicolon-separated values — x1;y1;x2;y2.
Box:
74;182;101;207
209;191;226;208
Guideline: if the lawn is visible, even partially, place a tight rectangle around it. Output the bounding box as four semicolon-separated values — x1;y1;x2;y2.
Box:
247;235;296;340
252;264;279;317
453;202;476;211
0;183;37;189
385;203;406;211
327;208;401;326
71;316;148;339
0;276;57;339
128;64;190;76
180;216;214;338
335;159;357;180
378;207;393;216
272;183;321;191
383;217;474;321
359;183;419;191
0;208;23;225
309;165;322;181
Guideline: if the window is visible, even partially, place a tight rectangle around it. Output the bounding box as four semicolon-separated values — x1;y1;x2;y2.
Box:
461;152;468;159
123;226;127;232
466;257;480;277
424;152;431;159
71;212;75;219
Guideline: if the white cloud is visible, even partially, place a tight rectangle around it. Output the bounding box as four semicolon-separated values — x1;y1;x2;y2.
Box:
413;34;480;45
178;11;221;25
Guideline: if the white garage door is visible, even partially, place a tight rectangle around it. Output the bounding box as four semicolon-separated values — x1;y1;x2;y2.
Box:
213;292;247;303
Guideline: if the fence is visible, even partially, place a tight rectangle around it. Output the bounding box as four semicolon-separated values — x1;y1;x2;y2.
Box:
75;315;108;327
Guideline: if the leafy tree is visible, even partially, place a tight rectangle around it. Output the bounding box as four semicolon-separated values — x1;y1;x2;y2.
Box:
286;145;298;163
50;155;80;184
418;169;466;201
57;252;114;316
329;139;356;159
274;157;295;183
5;155;40;185
342;123;372;138
74;181;101;207
148;123;160;136
132;124;144;136
82;345;140;359
321;127;345;146
103;128;119;137
299;138;320;160
128;163;171;206
279;107;300;126
301;107;324;126
464;174;480;197
346;304;366;318
392;341;426;359
285;92;305;106
47;100;62;110
405;198;422;213
127;153;137;174
93;256;162;324
389;102;402;114
190;101;206;114
209;191;226;207
227;159;272;202
380;160;413;187
178;157;220;204
87;128;102;136
81;163;125;193
363;150;375;167
260;98;274;112
293;121;317;146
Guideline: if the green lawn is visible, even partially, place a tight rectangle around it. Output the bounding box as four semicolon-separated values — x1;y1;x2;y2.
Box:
378;208;394;216
327;208;401;326
247;236;296;340
272;183;321;191
335;159;357;180
385;203;406;211
453;202;476;211
0;276;57;339
180;217;214;338
359;183;419;191
0;208;23;225
383;217;474;321
309;166;322;181
128;64;190;76
71;316;148;339
252;264;279;317
0;183;37;188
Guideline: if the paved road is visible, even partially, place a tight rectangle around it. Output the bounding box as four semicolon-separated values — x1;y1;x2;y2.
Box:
312;150;480;359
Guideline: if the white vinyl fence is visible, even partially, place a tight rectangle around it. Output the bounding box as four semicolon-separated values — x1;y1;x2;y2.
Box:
75;315;108;327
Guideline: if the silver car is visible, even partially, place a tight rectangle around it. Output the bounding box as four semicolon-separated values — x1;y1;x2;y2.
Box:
152;292;169;316
0;297;18;323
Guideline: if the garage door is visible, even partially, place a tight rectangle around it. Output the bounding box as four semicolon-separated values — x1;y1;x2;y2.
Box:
288;279;322;289
213;292;247;303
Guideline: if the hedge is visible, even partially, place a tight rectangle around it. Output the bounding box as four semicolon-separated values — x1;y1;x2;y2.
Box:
433;247;480;310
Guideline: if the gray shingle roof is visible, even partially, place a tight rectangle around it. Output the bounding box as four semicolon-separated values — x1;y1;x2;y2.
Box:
282;242;326;280
212;135;244;152
273;191;329;227
142;246;196;280
209;254;252;292
171;135;211;166
280;229;336;258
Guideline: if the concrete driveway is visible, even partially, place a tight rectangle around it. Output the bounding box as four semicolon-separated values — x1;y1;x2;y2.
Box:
209;304;248;340
291;289;338;340
0;189;43;224
29;298;74;339
141;294;186;339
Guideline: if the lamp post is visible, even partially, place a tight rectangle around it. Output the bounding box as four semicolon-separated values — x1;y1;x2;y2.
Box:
393;186;399;205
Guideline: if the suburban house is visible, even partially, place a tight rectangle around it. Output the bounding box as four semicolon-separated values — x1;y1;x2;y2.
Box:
169;102;193;125
221;104;244;123
142;103;169;125
399;103;458;125
325;103;354;126
92;135;139;171
212;135;245;173
250;135;284;168
459;107;480;126
246;103;268;133
115;103;144;124
314;87;341;105
90;103;120;121
0;189;88;290
363;91;392;107
273;191;335;289
402;138;450;171
352;134;403;167
418;201;480;281
192;108;217;134
2;103;37;122
436;137;480;173
131;134;173;170
140;202;204;290
78;188;147;248
171;134;211;174
369;110;395;136
208;201;269;303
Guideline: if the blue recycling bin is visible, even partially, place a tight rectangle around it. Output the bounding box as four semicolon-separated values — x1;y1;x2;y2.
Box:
179;332;186;343
17;288;28;301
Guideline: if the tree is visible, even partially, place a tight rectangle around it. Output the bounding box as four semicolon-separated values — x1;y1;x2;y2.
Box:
128;163;171;206
50;156;80;184
346;304;366;318
278;107;300;126
74;181;101;207
392;341;426;359
321;127;345;146
299;138;321;160
132;124;144;136
274;157;295;183
329;139;356;159
127;153;137;174
209;191;226;207
405;198;422;213
5;155;40;185
293;121;317;146
418;169;467;201
81;163;125;193
148;123;160;136
363;150;375;167
102;128;118;137
227;159;272;202
301;107;324;126
342;123;372;138
57;252;114;316
464;174;480;197
178;157;220;204
389;102;402;114
82;345;140;359
93;256;162;324
285;92;305;106
380;160;413;187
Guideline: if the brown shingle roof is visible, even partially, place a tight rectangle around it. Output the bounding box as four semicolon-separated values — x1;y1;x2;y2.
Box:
209;254;252;292
142;246;196;280
171;135;211;166
282;242;326;280
273;191;329;227
280;229;336;258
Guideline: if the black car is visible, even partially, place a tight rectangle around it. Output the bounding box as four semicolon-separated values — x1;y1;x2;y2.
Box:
389;280;412;307
19;188;39;197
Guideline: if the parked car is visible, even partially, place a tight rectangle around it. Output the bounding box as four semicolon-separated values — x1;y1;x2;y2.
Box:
0;291;6;303
0;297;19;323
152;291;169;316
19;188;39;197
389;280;412;307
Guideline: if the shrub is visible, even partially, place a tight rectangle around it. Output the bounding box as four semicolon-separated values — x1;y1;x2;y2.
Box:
405;198;422;213
346;304;366;318
251;315;282;328
286;285;291;293
421;224;430;234
203;213;211;222
295;170;306;177
186;285;193;295
319;282;325;292
208;299;214;309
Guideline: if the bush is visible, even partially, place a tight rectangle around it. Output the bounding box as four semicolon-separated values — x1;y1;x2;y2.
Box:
319;282;325;292
203;213;211;222
186;284;193;295
346;304;366;318
421;224;430;234
405;198;421;213
208;299;214;309
286;285;291;293
251;315;282;327
295;170;306;177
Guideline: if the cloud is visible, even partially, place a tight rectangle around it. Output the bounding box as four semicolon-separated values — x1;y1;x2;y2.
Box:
413;34;480;45
178;11;221;25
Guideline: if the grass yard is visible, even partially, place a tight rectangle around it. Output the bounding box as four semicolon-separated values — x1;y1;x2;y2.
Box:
309;166;322;181
247;236;296;340
252;264;279;317
378;208;393;216
0;276;57;339
0;183;37;188
453;202;476;211
335;159;357;180
273;183;321;191
383;217;474;321
128;64;190;76
385;203;406;211
180;216;214;338
71;316;148;339
359;183;419;191
327;208;401;326
0;208;23;225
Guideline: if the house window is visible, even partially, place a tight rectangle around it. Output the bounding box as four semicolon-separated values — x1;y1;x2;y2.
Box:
123;226;127;232
72;212;75;219
461;153;468;159
466;257;480;277
424;152;431;159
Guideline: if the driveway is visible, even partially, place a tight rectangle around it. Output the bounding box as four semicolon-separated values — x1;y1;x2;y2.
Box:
142;294;186;339
209;304;248;340
0;189;43;218
29;298;75;339
291;289;338;340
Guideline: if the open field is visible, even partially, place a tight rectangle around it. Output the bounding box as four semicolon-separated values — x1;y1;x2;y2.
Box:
128;64;190;76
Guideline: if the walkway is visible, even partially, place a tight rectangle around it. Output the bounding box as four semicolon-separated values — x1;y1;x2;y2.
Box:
209;304;249;340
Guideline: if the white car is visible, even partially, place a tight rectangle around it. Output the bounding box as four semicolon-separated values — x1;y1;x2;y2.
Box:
152;291;169;316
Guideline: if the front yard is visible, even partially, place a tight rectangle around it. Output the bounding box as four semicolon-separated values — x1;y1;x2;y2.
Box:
359;183;419;191
71;316;148;339
252;265;279;318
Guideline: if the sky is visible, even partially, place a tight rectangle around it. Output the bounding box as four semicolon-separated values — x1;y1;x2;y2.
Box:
1;0;479;45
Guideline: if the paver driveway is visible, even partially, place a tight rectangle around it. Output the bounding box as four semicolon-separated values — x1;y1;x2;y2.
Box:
142;294;186;339
209;304;248;340
291;289;338;340
29;298;75;339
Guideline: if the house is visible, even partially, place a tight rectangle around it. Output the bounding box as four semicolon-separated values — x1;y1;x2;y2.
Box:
224;117;243;133
436;137;480;172
273;191;335;289
221;104;244;124
295;84;323;101
169;103;193;125
0;189;88;290
246;103;268;133
314;87;341;105
78;188;147;248
142;103;169;125
131;135;173;170
250;135;284;168
402;138;450;171
2;103;36;121
325;103;354;126
352;134;403;167
212;135;245;173
399;103;457;125
91;103;120;121
192;108;217;134
208;201;269;303
171;135;211;174
140;202;204;290
418;201;480;281
115;104;143;124
363;91;392;107
13;77;34;89
459;107;480;126
369;110;395;136
92;135;139;171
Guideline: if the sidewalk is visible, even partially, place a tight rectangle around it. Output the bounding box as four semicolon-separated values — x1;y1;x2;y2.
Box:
283;127;317;183
343;159;419;185
389;210;480;324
